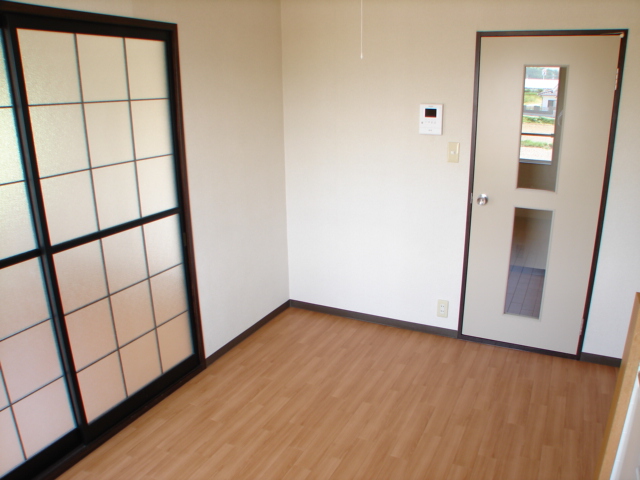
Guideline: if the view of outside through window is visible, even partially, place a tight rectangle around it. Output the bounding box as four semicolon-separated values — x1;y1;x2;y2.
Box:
520;66;561;163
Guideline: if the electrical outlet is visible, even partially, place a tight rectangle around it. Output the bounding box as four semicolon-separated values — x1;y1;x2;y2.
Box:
437;299;449;318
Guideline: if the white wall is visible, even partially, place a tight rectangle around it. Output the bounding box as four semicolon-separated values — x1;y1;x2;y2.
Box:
22;0;290;357
18;0;640;359
281;0;640;358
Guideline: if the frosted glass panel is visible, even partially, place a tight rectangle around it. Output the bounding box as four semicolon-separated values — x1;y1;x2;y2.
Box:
13;378;75;458
0;375;8;409
0;409;24;476
102;227;147;293
125;38;168;100
0;108;23;185
92;163;140;229
55;241;107;313
137;155;178;216
77;353;126;423
131;100;172;159
0;321;62;401
157;313;192;372
150;265;188;325
111;281;155;346
0;182;36;260
77;34;128;102
0;259;49;341
144;215;183;276
0;38;11;107
41;171;98;245
30;104;89;177
18;29;80;105
120;332;161;395
65;299;117;370
84;101;134;168
1;27;193;469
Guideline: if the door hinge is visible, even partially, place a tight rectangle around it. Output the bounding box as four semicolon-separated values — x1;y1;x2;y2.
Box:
470;192;473;204
615;68;619;91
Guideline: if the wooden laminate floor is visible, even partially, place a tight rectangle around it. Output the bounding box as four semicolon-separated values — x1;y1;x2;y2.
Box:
57;308;617;480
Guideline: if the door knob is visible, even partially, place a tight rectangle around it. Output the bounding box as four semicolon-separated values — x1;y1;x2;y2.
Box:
476;194;488;206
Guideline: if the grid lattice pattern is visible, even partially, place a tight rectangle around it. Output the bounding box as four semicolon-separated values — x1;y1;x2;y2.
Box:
0;28;195;477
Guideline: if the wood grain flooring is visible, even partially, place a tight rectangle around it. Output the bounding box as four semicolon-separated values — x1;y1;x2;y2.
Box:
57;307;617;480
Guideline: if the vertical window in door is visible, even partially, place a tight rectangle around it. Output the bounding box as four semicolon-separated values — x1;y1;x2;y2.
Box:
517;66;566;192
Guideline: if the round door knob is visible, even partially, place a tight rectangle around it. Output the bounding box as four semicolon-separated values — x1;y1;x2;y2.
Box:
476;194;488;206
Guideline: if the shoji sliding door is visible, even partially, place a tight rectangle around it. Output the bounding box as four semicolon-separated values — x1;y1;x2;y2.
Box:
0;4;203;479
0;30;77;476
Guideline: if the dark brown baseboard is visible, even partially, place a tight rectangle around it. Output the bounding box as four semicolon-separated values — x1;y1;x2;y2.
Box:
580;352;621;368
205;299;621;370
289;300;458;339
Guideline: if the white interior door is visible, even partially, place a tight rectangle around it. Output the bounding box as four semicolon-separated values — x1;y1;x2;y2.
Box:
462;34;622;355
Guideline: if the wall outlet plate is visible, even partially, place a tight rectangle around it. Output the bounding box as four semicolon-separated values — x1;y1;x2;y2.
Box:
437;299;449;318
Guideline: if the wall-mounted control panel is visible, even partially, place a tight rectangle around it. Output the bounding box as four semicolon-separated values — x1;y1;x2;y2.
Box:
419;103;443;135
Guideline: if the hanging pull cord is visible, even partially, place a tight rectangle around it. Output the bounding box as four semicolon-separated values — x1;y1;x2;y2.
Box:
360;0;364;59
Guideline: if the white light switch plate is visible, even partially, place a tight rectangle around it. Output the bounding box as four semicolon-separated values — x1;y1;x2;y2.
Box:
448;142;460;163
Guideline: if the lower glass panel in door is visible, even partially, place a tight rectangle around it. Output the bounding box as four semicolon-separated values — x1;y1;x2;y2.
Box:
504;208;553;319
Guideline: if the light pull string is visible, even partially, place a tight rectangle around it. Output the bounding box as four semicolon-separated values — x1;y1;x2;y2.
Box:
360;0;364;59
